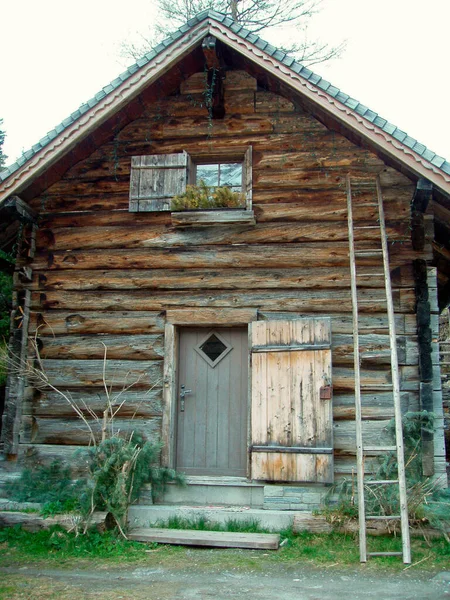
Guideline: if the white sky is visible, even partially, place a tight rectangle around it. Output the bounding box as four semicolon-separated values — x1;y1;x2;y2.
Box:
1;0;449;166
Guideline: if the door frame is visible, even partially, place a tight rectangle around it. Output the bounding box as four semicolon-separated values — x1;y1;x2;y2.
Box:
161;308;257;473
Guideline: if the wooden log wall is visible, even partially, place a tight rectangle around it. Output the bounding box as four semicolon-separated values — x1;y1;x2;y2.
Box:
18;69;434;478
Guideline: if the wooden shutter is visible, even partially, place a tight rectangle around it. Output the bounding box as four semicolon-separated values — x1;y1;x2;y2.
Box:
129;152;188;212
250;318;333;483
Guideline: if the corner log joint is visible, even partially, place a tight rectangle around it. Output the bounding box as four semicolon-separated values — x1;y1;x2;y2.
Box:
2;196;38;225
411;179;433;251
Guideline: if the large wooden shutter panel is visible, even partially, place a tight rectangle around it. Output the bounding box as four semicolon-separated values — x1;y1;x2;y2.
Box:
251;318;333;483
129;152;188;212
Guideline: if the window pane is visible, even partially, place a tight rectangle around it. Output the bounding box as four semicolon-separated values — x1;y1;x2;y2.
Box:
199;334;228;363
220;163;242;189
196;164;219;187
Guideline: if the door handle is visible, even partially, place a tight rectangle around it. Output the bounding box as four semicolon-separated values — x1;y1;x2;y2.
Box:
180;384;192;412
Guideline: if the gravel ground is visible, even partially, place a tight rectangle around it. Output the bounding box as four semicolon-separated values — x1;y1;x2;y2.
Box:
1;563;449;599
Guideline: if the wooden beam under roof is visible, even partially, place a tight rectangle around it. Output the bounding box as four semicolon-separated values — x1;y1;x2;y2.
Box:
2;196;38;224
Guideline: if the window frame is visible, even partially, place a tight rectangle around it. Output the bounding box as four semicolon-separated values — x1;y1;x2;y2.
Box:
129;147;253;217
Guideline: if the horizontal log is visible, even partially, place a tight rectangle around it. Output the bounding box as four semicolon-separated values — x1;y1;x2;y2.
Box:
258;311;422;335
37;197;410;228
331;333;413;366
36;180;415;215
90;131;360;160
254;200;408;223
0;511;108;532
18;444;90;472
36;334;164;360
255;152;385;172
332;368;392;392
31;288;416;313
23;388;163;418
36;221;410;251
62;147;387;184
30;358;417;396
28;266;414;292
292;513;448;538
39;359;163;388
33;242;424;271
39;210;171;228
30;310;165;335
21;415;161;445
333;420;393;453
332;392;418;420
45;169;410;199
334;455;378;474
35;193;130;213
253;185;413;207
166;307;257;326
109;114;277;143
332;365;424;393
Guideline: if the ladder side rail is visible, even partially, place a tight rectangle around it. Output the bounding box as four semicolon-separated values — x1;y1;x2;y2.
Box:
346;174;367;562
376;176;412;565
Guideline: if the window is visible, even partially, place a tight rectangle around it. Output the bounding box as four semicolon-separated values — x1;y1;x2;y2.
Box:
129;148;253;218
195;162;243;192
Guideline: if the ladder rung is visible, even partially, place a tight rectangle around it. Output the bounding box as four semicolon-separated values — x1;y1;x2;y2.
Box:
367;552;403;557
356;272;385;276
365;480;399;485
353;226;380;229
354;250;383;255
366;515;400;520
363;446;396;452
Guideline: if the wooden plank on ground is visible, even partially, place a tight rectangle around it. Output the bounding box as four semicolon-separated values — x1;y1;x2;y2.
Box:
128;528;280;549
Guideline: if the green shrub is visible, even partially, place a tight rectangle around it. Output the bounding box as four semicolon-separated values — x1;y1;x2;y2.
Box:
5;459;84;509
171;181;245;210
81;433;184;533
320;411;449;532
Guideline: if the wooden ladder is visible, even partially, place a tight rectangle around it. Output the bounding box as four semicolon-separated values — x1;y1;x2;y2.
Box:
346;174;411;564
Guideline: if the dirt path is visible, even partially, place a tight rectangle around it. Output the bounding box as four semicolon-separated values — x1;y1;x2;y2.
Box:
1;563;449;599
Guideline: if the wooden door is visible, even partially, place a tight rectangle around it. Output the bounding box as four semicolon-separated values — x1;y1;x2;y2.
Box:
250;318;334;483
176;327;248;476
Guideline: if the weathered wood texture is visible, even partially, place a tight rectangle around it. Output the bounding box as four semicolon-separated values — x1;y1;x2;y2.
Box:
251;319;333;483
128;528;280;549
16;69;431;477
0;511;107;532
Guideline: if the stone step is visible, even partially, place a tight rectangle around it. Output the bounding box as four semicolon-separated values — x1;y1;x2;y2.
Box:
142;476;265;508
128;504;297;531
128;527;280;549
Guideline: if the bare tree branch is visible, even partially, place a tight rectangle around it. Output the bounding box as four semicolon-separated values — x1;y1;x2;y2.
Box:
120;0;346;67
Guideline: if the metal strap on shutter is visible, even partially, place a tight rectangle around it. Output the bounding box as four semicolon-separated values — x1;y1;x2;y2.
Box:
129;152;188;212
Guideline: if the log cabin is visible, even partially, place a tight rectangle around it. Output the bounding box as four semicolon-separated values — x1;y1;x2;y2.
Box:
0;10;449;516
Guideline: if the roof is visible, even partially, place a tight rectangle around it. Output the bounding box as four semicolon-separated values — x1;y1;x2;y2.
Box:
1;9;450;199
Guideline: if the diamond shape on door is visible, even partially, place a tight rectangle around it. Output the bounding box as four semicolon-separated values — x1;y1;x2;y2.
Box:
194;330;233;368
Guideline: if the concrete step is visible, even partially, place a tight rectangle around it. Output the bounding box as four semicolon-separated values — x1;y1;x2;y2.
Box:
128;504;297;532
129;527;280;549
141;476;265;508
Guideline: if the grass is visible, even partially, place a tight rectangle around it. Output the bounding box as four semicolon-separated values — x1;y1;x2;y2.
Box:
0;525;448;573
154;515;270;533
